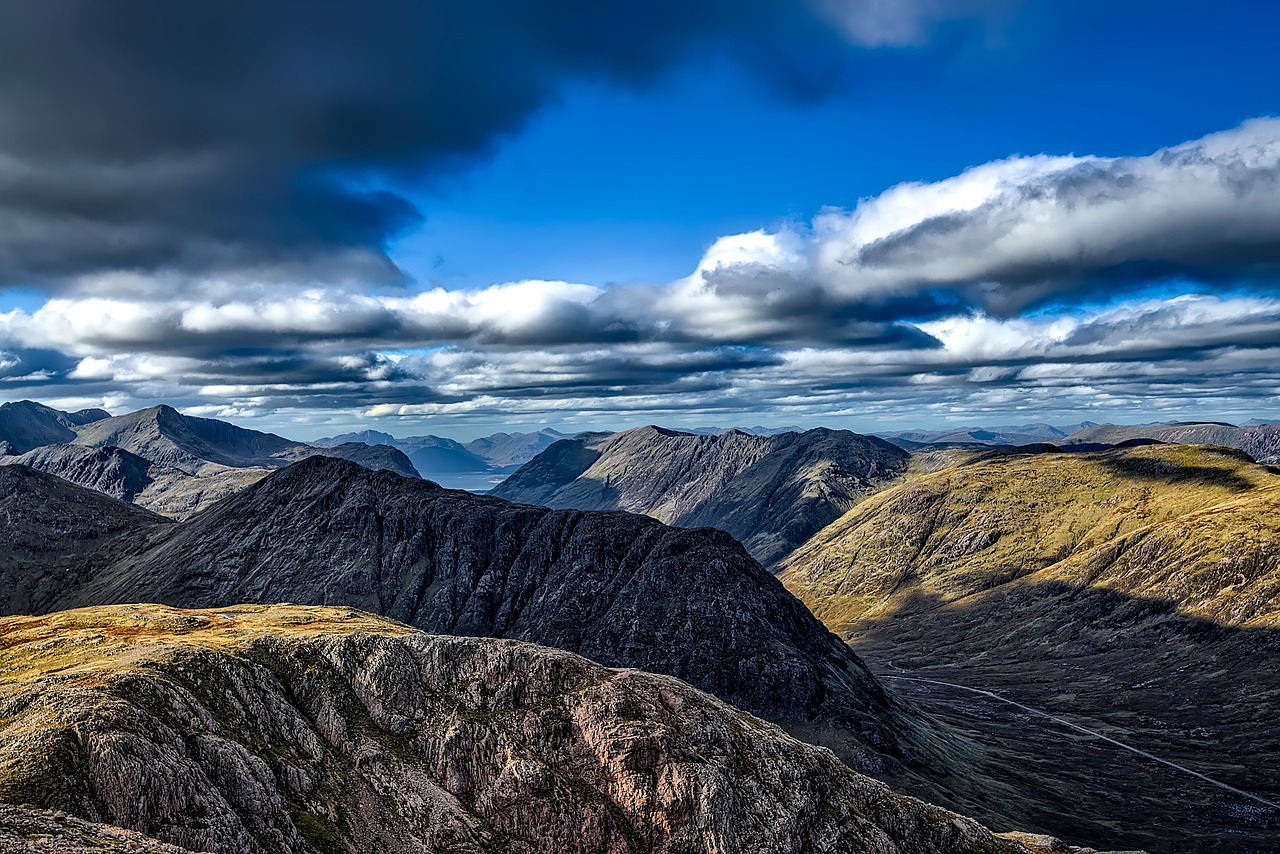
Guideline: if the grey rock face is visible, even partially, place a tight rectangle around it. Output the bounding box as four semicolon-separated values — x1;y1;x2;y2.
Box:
492;426;909;566
0;604;1031;854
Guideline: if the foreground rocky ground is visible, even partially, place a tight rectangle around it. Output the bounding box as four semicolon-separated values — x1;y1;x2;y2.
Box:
0;603;1105;854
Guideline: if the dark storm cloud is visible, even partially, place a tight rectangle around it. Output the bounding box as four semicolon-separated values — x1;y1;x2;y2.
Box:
0;0;876;288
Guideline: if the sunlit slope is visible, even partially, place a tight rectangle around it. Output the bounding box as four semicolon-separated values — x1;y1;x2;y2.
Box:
780;443;1280;634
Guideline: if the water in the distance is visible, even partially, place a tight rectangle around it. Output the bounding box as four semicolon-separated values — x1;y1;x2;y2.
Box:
422;471;509;493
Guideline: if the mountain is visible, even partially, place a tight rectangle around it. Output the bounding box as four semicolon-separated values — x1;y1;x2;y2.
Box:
314;441;419;478
492;426;910;566
0;603;1068;854
71;404;312;474
463;428;567;468
1066;421;1280;463
780;442;1280;852
0;464;168;616
318;428;567;474
0;400;110;454
43;456;934;779
878;422;1099;448
0;409;417;517
316;430;491;475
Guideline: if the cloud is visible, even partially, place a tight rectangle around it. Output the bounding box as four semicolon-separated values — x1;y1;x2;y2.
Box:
0;0;1008;291
692;118;1280;316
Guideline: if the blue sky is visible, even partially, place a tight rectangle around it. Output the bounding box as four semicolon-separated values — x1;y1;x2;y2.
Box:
1;1;1280;439
397;1;1280;289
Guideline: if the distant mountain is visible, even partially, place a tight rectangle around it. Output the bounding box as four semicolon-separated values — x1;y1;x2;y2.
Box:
878;422;1099;448
462;428;566;468
779;442;1280;851
0;603;1047;854
71;404;310;473
1066;421;1280;463
317;427;567;475
0;399;109;454
0;403;418;517
492;426;909;566
315;429;491;475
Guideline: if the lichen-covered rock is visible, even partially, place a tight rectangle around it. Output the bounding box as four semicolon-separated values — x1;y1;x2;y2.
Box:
0;604;1032;854
0;803;209;853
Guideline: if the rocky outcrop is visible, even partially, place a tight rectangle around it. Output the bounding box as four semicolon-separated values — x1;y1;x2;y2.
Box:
0;804;209;853
0;604;1034;854
493;426;909;566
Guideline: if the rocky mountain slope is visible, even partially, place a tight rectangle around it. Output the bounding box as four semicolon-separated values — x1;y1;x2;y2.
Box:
492;426;909;566
48;457;944;779
0;400;109;455
0;605;1068;854
463;428;567;469
1066;421;1280;463
780;442;1280;852
0;465;167;617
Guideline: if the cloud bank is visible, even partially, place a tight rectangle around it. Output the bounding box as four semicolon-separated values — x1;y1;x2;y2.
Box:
1;0;1277;432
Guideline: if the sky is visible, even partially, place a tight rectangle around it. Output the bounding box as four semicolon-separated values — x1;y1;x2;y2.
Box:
2;0;1280;440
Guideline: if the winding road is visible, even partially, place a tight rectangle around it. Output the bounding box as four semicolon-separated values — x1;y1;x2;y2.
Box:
878;671;1280;813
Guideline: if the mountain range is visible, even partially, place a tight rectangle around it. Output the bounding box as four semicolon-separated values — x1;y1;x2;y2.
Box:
4;398;1280;851
1065;421;1280;463
0;401;417;517
315;427;567;477
492;426;910;566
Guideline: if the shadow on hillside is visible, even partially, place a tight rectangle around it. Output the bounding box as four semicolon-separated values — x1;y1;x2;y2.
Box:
838;580;1280;854
1092;452;1264;491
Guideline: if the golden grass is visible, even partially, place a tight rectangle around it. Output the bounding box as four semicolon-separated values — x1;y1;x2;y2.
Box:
780;444;1280;634
0;604;415;686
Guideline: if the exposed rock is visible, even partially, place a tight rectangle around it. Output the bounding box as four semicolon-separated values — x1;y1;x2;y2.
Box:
0;804;208;853
1;445;156;502
492;426;909;566
0;604;1035;854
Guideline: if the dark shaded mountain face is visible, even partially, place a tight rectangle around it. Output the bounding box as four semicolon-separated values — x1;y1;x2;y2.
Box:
0;400;109;454
313;441;418;478
492;426;910;567
0;604;1050;854
782;443;1280;852
1;443;155;501
47;456;925;780
0;464;167;616
1066;421;1280;464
